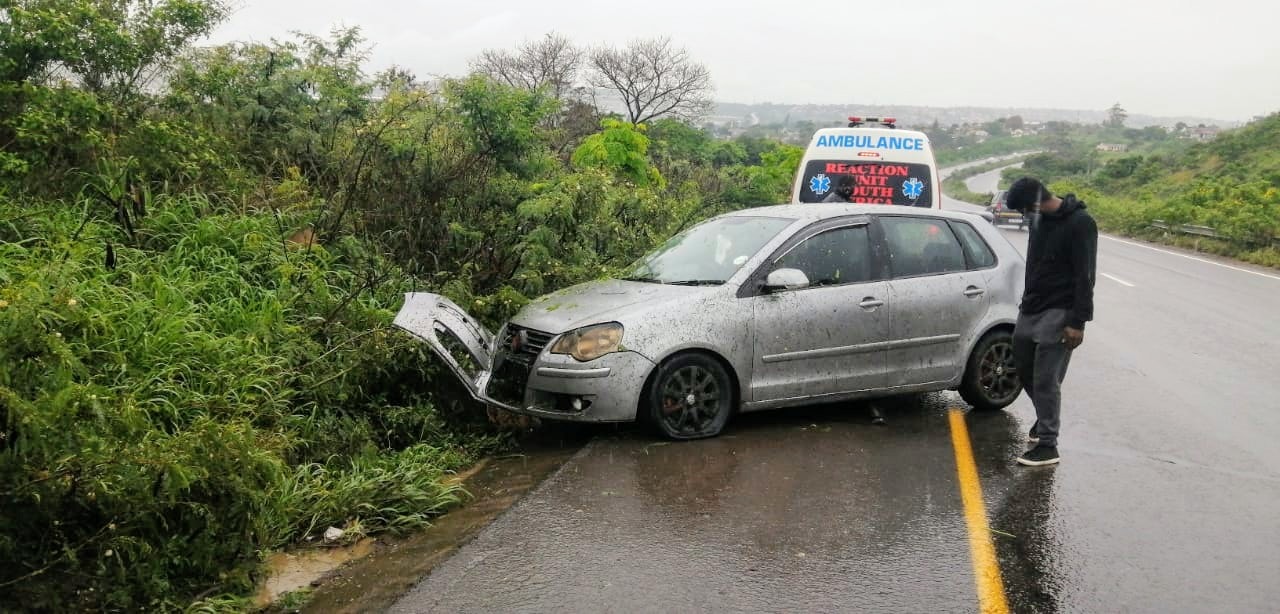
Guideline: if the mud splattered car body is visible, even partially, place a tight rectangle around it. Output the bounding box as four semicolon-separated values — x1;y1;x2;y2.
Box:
396;204;1024;439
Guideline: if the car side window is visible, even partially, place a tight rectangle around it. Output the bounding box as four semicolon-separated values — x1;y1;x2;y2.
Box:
949;220;996;269
880;217;966;278
775;225;872;287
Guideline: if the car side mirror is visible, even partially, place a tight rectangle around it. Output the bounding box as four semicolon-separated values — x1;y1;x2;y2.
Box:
764;268;810;292
977;210;995;223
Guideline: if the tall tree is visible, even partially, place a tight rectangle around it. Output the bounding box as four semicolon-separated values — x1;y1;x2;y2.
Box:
587;37;713;125
1107;102;1128;128
470;32;582;101
0;0;231;180
0;0;230;100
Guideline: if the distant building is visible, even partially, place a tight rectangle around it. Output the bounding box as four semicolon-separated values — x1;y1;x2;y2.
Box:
703;115;742;129
1185;126;1220;141
1096;143;1128;152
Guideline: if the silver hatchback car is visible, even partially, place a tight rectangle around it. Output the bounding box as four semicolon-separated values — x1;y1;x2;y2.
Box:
396;204;1025;439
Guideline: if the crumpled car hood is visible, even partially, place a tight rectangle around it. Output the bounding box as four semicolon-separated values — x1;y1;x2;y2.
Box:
513;279;711;333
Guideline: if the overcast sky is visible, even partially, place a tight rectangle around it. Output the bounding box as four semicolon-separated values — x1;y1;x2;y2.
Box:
207;0;1279;121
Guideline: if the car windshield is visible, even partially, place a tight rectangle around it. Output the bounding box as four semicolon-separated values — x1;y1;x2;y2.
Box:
622;216;793;285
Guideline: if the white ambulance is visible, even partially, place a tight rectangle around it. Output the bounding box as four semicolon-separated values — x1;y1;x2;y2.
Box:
791;116;941;209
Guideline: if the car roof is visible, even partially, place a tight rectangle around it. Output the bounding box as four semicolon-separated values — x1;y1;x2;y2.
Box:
723;204;985;223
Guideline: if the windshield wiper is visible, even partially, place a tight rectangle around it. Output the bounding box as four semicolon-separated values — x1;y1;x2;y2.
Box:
666;279;725;286
620;276;662;284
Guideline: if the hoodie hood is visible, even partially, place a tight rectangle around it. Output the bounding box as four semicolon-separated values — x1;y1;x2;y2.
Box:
1048;194;1086;218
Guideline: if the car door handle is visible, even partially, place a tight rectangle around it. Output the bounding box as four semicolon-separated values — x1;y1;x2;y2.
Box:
963;286;985;297
859;297;885;309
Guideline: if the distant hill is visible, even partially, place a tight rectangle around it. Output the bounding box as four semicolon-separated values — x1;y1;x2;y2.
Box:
708;101;1238;130
1113;112;1280;194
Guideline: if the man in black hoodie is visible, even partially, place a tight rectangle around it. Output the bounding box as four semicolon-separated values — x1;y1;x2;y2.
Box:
1005;177;1097;467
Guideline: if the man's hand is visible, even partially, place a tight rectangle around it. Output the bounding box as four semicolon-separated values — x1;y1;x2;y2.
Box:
1062;327;1085;350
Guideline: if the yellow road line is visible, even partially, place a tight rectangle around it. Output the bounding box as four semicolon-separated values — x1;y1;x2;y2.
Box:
948;409;1010;614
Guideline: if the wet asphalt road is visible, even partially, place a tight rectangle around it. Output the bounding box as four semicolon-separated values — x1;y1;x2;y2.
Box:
390;177;1280;612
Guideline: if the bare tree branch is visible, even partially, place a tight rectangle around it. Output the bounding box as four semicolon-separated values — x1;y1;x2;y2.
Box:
469;32;582;100
587;37;713;125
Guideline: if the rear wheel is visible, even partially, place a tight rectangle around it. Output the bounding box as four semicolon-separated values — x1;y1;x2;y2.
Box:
959;330;1022;411
644;353;734;440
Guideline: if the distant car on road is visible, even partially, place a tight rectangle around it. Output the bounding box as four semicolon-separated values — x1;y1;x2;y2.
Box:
987;189;1029;229
397;205;1025;440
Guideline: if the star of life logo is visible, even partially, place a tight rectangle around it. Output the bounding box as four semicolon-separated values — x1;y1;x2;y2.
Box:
902;177;925;200
809;174;831;195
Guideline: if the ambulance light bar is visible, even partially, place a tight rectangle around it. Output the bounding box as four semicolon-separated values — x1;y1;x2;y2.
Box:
847;116;897;128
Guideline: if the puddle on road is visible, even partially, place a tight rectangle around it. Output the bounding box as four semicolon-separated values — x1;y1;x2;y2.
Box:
254;433;585;613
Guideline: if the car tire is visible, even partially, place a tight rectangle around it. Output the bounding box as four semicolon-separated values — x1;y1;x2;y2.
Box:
959;330;1023;411
643;353;735;440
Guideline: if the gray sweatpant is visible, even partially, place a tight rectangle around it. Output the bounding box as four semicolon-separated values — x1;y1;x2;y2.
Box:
1012;308;1073;448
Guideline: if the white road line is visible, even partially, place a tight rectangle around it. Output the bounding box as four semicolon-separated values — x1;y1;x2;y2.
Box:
1100;272;1135;287
1101;235;1280;282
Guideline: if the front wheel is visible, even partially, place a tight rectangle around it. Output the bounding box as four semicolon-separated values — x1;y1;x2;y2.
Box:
644;353;734;440
959;330;1023;411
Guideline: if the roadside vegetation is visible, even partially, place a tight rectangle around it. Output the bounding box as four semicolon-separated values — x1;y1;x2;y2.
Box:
1003;114;1280;267
0;3;804;611
934;109;1279;269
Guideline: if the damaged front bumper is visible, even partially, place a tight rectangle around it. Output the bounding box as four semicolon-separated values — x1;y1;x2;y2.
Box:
480;347;655;423
393;293;654;424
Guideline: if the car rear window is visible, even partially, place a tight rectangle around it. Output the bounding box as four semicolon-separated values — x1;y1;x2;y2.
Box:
798;161;933;206
881;216;966;277
949;221;997;269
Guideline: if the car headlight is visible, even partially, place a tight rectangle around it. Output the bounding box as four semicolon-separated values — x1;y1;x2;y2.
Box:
550;323;624;362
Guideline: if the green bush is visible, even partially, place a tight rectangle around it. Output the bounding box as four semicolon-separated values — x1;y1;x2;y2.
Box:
0;196;502;610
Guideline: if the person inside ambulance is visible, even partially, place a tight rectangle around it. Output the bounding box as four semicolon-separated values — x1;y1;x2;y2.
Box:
822;174;855;203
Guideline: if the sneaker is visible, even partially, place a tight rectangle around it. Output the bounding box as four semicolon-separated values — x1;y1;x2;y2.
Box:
1026;428;1039;444
1017;445;1060;467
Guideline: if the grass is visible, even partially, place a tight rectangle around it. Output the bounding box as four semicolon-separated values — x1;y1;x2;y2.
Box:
0;195;506;611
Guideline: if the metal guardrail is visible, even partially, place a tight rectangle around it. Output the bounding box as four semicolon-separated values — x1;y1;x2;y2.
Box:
1150;220;1217;237
1150;219;1280;247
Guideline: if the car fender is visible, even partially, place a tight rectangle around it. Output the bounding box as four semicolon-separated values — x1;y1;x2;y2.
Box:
618;293;755;407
